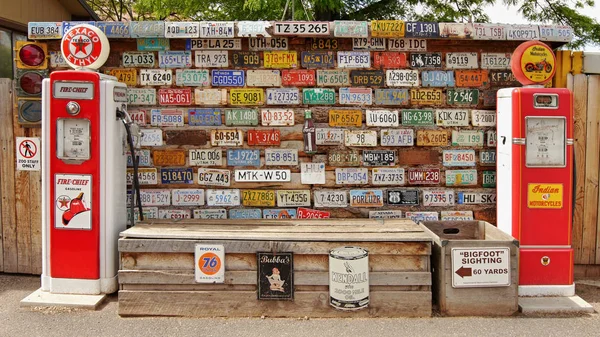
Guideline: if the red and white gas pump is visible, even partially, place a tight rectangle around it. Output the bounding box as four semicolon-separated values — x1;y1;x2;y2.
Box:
497;41;575;296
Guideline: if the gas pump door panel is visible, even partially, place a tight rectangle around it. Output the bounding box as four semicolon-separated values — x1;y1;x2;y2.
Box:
525;116;566;167
56;118;91;161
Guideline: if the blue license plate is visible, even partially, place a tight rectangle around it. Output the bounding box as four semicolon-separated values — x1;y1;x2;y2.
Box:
227;149;260;166
62;21;95;34
421;71;455;87
137;38;170;51
158;51;192;68
160;168;193;184
212;70;245;87
300;51;335;68
404;22;440;38
229;208;262;219
96;22;130;38
263;209;297;219
374;89;410;105
188;108;222;126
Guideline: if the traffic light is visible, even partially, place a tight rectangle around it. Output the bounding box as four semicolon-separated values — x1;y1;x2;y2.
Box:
17;99;42;124
15;41;48;69
14;41;48;126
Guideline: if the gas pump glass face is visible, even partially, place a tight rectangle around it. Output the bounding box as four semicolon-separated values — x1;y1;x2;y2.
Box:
56;118;91;161
525;117;566;167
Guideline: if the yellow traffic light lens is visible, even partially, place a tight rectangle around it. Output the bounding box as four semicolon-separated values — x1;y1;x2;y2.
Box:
19;44;45;67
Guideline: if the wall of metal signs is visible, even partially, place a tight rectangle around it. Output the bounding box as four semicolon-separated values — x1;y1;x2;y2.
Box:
38;20;572;223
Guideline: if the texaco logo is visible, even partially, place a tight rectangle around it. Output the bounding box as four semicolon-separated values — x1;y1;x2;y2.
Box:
61;24;109;69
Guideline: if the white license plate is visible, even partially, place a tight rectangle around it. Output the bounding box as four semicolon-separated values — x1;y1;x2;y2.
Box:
248;37;288;51
159;209;192;219
266;88;300;105
481;53;511;69
473;23;507;40
352;37;386;51
435;109;469;126
197;168;231;187
337;51;371;68
138;129;163;146
440;211;474;220
443;150;476;166
126;168;158;185
211;129;243;146
380;129;414;146
313;190;348;208
189;149;223;166
451;130;484;146
195;51;228;68
366;110;399;127
247;70;282;87
176;69;210;86
335;168;368;184
446;170;478;186
445;52;478;69
50;51;69;68
276;190;311;207
28;22;62;39
388;38;427;51
195;89;227;106
199;21;235;38
140;69;172;86
471;110;496;126
316;128;344;145
186;38;241;50
506;24;539;40
128;109;148;126
127;149;151;167
128;88;157;105
194;209;227;219
458;192;497;204
164;22;199;38
150;109;184;127
487;131;497;147
237;21;271;37
386;70;420;87
344;130;377;147
265;149;298;166
206;189;240;206
372;168;405;185
539;25;573;42
234;170;291;182
122;52;155;67
422;190;455;206
172;189;205;206
260;109;295;126
369;210;403;219
158;51;193;68
274;21;330;35
300;163;326;184
339;88;373;105
139;189;171;206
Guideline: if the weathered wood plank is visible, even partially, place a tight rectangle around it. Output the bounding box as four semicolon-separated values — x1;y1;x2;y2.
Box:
584;75;600;264
120;284;429;292
125;224;421;234
0;79;17;272
118;290;432;317
131;219;416;227
15;168;31;274
29;128;43;274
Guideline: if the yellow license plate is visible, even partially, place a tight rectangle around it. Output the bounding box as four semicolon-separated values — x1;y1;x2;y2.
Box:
229;89;265;105
371;20;405;37
329;109;362;127
108;68;137;86
416;130;449;146
410;88;443;105
242;189;276;207
264;51;298;68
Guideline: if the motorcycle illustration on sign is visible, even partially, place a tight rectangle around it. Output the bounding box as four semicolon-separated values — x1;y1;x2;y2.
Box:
524;58;553;73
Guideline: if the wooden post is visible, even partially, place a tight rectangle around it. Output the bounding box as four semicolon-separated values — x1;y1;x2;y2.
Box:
0;78;16;273
584;75;600;264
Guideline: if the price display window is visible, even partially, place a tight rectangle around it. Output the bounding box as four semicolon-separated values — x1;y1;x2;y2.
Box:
56;118;91;160
525;116;566;167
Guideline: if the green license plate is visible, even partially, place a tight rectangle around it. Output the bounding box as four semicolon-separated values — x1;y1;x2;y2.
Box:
224;109;259;126
401;109;434;126
447;89;479;106
302;88;336;105
483;170;496;188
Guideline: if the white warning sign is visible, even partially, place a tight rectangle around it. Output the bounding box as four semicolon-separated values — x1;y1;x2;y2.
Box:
55;174;92;230
451;247;511;288
16;137;41;171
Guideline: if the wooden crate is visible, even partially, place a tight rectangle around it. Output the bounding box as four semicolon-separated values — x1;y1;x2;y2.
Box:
118;219;432;317
420;221;519;316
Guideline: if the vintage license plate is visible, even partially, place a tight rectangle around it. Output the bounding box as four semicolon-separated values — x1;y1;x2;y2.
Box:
344;130;378;147
159;209;191;220
372;168;405;185
445;52;478;69
242;189;276;207
186;38;241;50
161;168;193;184
339;88;372;105
316;128;344;145
405;22;439;38
176;69;209;86
369;211;403;219
387;189;419;206
206;189;240;206
140;69;172;86
328;150;360;166
480;149;496;166
385;70;419;87
231;51;261;68
362;150;395;166
123;52;155;67
194;209;227;219
447;89;479;106
487;130;497;147
388;38;427;51
263;209;297;219
473;23;507;40
456;70;489;87
506;24;539;40
337;51;371;68
264;51;297;68
409;53;442;68
421;71;455;87
301;51;335;68
195;89;227;106
158;51;192;68
28;22;62;39
423;190;455;206
303;88;335;105
416;130;448;146
366;110;399;127
62;21;95;34
458;192;497;204
373;52;407;68
274;21;330;35
189;149;223;166
138;129;163;146
211;129;243;146
137;38;169;51
165;22;199;38
483;170;496;188
446;169;477;186
248;37;288;51
128;89;157;105
349;190;384;207
127;149;151;167
282;70;316;86
300;163;326;184
266;89;300;106
265;149;298;166
440;211;474;221
199;22;235;38
435;109;469;126
443;149;476;166
130;21;164;38
483;90;497;107
234;170;291;182
158;88;192;105
406;211;439;222
489;70;519;86
407;168;440;185
171;188;204;206
212;70;244;87
225;109;258;126
481;53;511;69
229;89;265;106
107;68;137;86
50;51;69;68
126;168;158;185
371;20;405;37
188;108;222;126
261;108;295;126
276;190;311;207
314;190;348;208
539;25;573;42
439;23;474;38
198;168;231;187
297;208;330;219
380;129;414;146
229;209;262;219
329;109;361;127
351;70;384;86
401;109;434;126
317;70;350;86
333;21;368;37
226;149;260;167
352;37;386;51
151;109;184;127
194;50;228;67
128;207;159;222
310;38;339;50
247;129;281;146
374;89;410;106
335;168;368;185
243;70;280;87
139;189;171;206
452;130;484;146
410;88;443;105
471;110;496;126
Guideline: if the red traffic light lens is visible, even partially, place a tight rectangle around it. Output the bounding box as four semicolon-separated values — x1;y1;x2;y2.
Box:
19;72;43;95
19;44;45;67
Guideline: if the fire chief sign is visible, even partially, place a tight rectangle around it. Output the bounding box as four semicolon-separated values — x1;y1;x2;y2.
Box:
55;174;92;230
451;247;511;288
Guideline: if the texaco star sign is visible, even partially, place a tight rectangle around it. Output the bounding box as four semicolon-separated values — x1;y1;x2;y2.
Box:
61;24;110;70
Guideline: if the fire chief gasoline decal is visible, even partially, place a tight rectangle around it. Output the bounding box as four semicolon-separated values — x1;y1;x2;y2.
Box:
257;252;294;300
55;174;92;230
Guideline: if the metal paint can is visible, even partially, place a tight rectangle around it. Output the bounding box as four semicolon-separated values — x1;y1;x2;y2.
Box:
329;246;369;310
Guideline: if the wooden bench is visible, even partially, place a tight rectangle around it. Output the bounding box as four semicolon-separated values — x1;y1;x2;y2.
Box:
118;219;433;317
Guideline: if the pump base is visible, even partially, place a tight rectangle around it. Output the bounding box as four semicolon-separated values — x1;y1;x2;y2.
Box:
20;288;107;310
518;284;575;297
519;295;594;314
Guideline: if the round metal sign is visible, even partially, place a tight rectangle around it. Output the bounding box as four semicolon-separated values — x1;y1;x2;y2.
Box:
61;24;110;70
511;40;556;86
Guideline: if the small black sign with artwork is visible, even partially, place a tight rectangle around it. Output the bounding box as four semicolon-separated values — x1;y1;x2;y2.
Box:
257;252;294;300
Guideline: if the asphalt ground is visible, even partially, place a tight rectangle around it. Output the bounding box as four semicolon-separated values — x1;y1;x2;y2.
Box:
2;273;600;337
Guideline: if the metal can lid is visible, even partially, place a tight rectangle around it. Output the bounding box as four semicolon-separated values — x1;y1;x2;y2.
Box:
329;246;368;260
